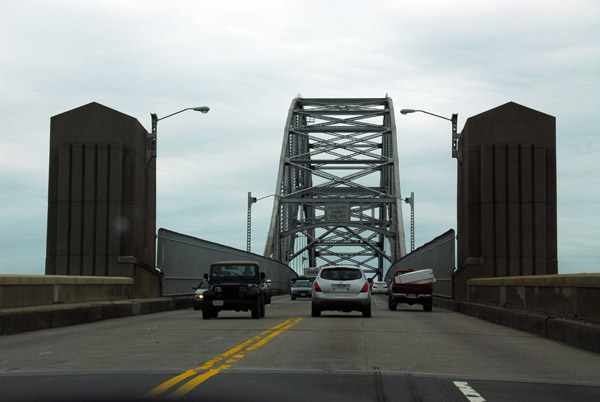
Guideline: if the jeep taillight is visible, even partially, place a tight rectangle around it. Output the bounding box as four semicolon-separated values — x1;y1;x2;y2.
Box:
360;281;369;292
314;281;322;292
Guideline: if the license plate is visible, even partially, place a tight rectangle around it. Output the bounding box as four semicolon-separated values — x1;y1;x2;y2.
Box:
213;300;224;306
333;284;348;291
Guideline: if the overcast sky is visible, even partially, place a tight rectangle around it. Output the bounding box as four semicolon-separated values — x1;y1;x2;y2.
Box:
1;0;599;275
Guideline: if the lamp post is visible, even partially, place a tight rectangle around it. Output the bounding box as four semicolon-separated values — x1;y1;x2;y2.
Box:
147;106;210;164
247;192;257;252
404;192;415;252
399;109;460;160
247;192;275;252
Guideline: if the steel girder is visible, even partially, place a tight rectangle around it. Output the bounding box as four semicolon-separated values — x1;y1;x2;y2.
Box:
264;97;407;277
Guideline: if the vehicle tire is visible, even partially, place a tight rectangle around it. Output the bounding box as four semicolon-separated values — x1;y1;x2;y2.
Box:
193;305;199;311
423;303;433;312
251;299;260;319
211;309;219;318
202;308;212;320
311;303;321;317
260;299;265;317
388;296;397;311
291;296;296;300
362;303;372;318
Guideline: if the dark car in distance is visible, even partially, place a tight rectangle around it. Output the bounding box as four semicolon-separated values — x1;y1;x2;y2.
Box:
193;280;210;310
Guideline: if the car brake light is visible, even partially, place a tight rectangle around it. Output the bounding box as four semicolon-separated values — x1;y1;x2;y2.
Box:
360;281;369;292
314;281;322;292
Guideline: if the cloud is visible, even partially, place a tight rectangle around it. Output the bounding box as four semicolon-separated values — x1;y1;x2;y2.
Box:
1;0;599;275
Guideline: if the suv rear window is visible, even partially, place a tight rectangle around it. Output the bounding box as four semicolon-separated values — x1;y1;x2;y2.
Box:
320;268;362;281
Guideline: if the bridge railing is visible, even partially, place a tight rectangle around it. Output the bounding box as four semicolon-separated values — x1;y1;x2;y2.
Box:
467;274;600;324
0;275;133;308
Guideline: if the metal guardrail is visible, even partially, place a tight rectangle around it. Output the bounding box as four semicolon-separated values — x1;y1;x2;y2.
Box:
386;229;455;298
161;276;204;297
157;228;298;297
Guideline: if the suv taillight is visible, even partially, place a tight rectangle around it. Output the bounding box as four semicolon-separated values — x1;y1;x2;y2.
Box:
360;281;369;293
314;281;322;292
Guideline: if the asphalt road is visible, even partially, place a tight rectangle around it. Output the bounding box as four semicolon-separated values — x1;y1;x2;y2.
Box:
1;294;599;402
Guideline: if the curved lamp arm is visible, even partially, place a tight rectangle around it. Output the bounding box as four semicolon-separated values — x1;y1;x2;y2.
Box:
399;108;461;160
147;106;210;164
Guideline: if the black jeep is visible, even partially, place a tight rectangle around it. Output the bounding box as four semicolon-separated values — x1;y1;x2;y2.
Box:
202;261;267;319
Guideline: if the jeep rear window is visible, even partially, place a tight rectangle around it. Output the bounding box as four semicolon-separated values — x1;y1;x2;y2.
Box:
211;264;258;278
320;268;362;281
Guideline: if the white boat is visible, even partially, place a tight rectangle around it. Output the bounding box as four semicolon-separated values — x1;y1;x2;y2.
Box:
395;269;436;284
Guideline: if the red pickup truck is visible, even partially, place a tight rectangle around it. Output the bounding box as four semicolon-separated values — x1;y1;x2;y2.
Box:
388;269;433;312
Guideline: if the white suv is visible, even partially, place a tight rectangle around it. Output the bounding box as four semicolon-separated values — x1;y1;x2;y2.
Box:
311;266;371;318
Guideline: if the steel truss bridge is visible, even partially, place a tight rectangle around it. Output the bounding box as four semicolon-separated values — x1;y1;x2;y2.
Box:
264;97;407;278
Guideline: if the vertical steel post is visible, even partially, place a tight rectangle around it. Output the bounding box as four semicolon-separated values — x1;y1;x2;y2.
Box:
404;192;415;252
247;192;257;252
147;113;158;164
452;113;461;160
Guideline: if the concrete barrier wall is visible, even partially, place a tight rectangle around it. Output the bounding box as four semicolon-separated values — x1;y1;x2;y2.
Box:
467;274;600;323
0;297;190;336
434;296;600;354
0;275;133;308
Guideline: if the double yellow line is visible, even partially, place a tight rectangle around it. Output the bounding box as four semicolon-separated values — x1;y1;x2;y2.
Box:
145;318;303;399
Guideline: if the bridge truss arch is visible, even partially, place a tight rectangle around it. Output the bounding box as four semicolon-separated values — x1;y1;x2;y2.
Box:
264;97;407;277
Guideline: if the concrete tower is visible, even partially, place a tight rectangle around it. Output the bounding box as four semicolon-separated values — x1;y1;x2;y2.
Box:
455;102;557;299
45;102;159;297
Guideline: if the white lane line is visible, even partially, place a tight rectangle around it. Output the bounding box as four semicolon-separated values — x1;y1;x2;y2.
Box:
453;381;486;402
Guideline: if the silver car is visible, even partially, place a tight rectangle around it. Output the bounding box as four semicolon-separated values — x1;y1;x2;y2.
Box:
371;281;389;294
290;279;313;300
311;266;371;318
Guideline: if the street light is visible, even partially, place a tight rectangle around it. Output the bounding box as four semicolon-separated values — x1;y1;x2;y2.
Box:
399;109;461;160
247;192;275;252
403;192;415;252
147;106;210;164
